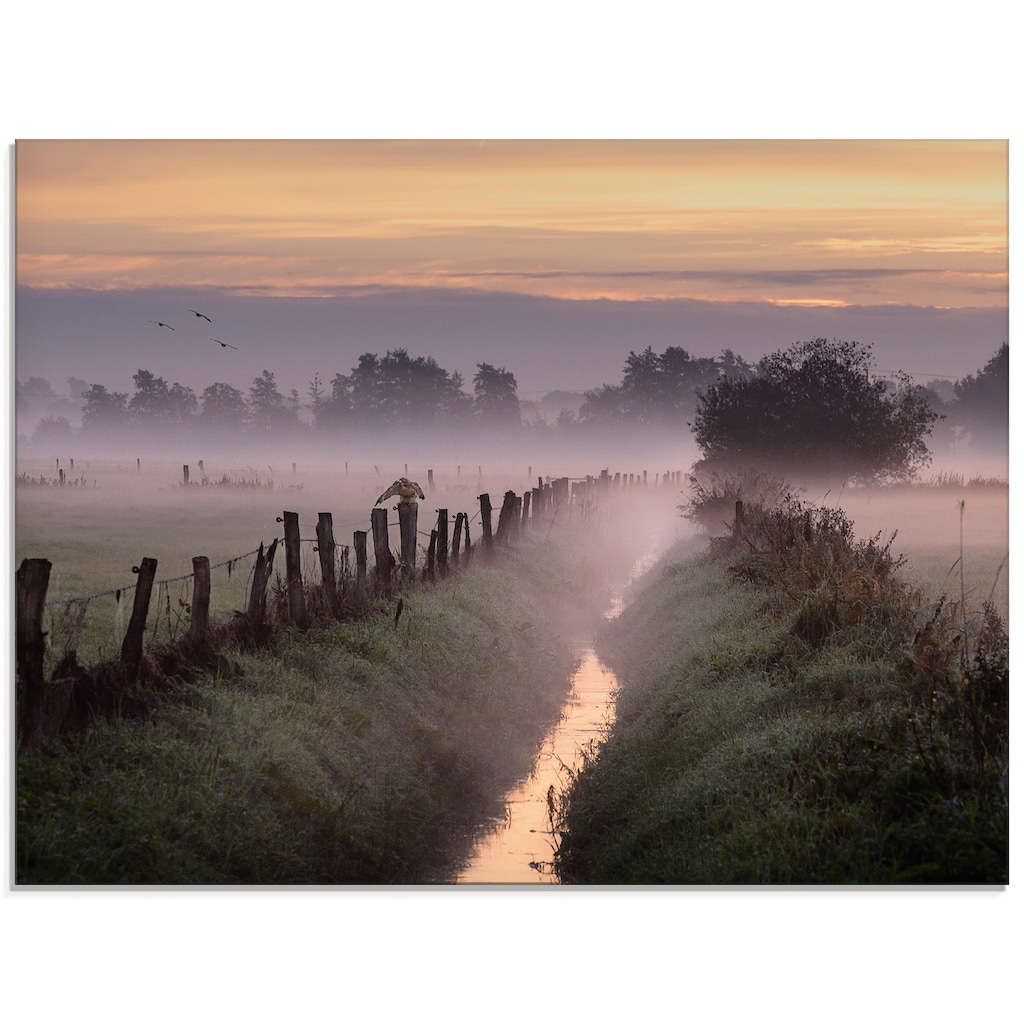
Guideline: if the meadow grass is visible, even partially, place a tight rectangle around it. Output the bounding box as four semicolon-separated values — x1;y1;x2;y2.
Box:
15;480;661;885
553;494;1008;885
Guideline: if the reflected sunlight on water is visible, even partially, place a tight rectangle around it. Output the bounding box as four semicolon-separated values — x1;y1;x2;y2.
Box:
455;644;619;885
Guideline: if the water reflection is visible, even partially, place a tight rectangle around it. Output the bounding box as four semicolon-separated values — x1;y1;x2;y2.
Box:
455;644;619;885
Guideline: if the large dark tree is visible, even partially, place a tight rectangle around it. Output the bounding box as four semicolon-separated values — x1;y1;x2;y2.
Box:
692;337;938;484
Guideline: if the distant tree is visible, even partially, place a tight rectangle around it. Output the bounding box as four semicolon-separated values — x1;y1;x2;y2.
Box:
307;373;326;427
67;377;90;400
952;343;1008;450
580;346;751;427
167;382;198;424
473;363;521;428
19;377;56;397
248;370;289;431
334;349;471;429
692;337;938;484
200;382;248;427
31;415;75;449
318;372;353;428
80;384;129;432
128;370;197;425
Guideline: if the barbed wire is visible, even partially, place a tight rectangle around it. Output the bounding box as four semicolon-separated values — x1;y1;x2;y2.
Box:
43;545;271;608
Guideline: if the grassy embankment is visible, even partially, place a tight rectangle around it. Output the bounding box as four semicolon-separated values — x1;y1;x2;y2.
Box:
17;499;645;886
553;482;1009;885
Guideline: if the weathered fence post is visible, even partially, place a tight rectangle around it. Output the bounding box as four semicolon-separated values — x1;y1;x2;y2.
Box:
428;468;434;489
451;512;464;567
436;509;449;577
354;530;368;610
16;558;51;751
521;490;531;528
282;511;310;628
532;486;541;521
316;512;339;616
190;556;211;643
121;556;158;685
183;464;189;486
247;539;278;627
495;490;518;545
398;502;418;579
479;493;494;555
371;507;394;599
425;529;438;583
462;513;472;562
512;496;522;541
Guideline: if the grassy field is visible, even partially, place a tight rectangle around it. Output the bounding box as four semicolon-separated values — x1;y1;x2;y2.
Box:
14;454;1008;885
15;463;668;885
552;485;1009;884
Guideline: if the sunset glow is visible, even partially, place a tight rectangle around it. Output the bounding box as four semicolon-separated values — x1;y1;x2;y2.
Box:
17;140;1007;307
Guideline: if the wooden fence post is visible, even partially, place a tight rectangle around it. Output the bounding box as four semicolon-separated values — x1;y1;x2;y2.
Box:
436;509;449;577
371;507;394;599
316;512;339;616
495;490;518;545
16;558;51;751
513;496;522;540
121;556;158;685
462;513;472;562
283;511;309;628
451;511;464;567
354;531;368;610
428;468;434;488
479;493;494;555
398;502;418;579
247;539;278;627
183;464;189;486
190;556;211;643
521;490;531;528
425;529;438;583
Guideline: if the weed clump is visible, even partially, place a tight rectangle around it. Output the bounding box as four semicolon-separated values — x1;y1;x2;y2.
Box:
554;480;1009;885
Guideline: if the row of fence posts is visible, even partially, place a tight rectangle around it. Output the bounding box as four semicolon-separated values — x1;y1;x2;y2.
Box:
15;470;681;750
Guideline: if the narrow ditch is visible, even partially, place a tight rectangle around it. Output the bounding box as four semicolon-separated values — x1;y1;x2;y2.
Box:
455;550;660;885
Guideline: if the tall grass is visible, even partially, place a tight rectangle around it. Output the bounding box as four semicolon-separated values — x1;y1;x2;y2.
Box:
553;492;1008;885
17;538;605;884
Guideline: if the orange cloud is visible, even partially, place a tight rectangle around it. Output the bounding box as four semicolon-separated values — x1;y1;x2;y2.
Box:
16;140;1008;309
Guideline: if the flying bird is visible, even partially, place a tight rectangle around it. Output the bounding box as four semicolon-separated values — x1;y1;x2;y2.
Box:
149;321;176;330
376;477;426;506
188;309;212;322
210;338;238;350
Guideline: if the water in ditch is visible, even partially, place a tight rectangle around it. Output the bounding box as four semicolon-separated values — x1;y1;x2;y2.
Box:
454;642;619;884
455;551;659;885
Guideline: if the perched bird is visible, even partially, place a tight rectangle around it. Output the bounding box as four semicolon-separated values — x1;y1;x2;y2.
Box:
188;309;212;322
149;320;176;330
376;477;426;506
210;338;238;350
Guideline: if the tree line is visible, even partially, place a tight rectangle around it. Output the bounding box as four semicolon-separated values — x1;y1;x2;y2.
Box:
19;340;1008;480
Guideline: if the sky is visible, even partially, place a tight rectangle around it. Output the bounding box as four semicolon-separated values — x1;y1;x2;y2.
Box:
14;139;1008;406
